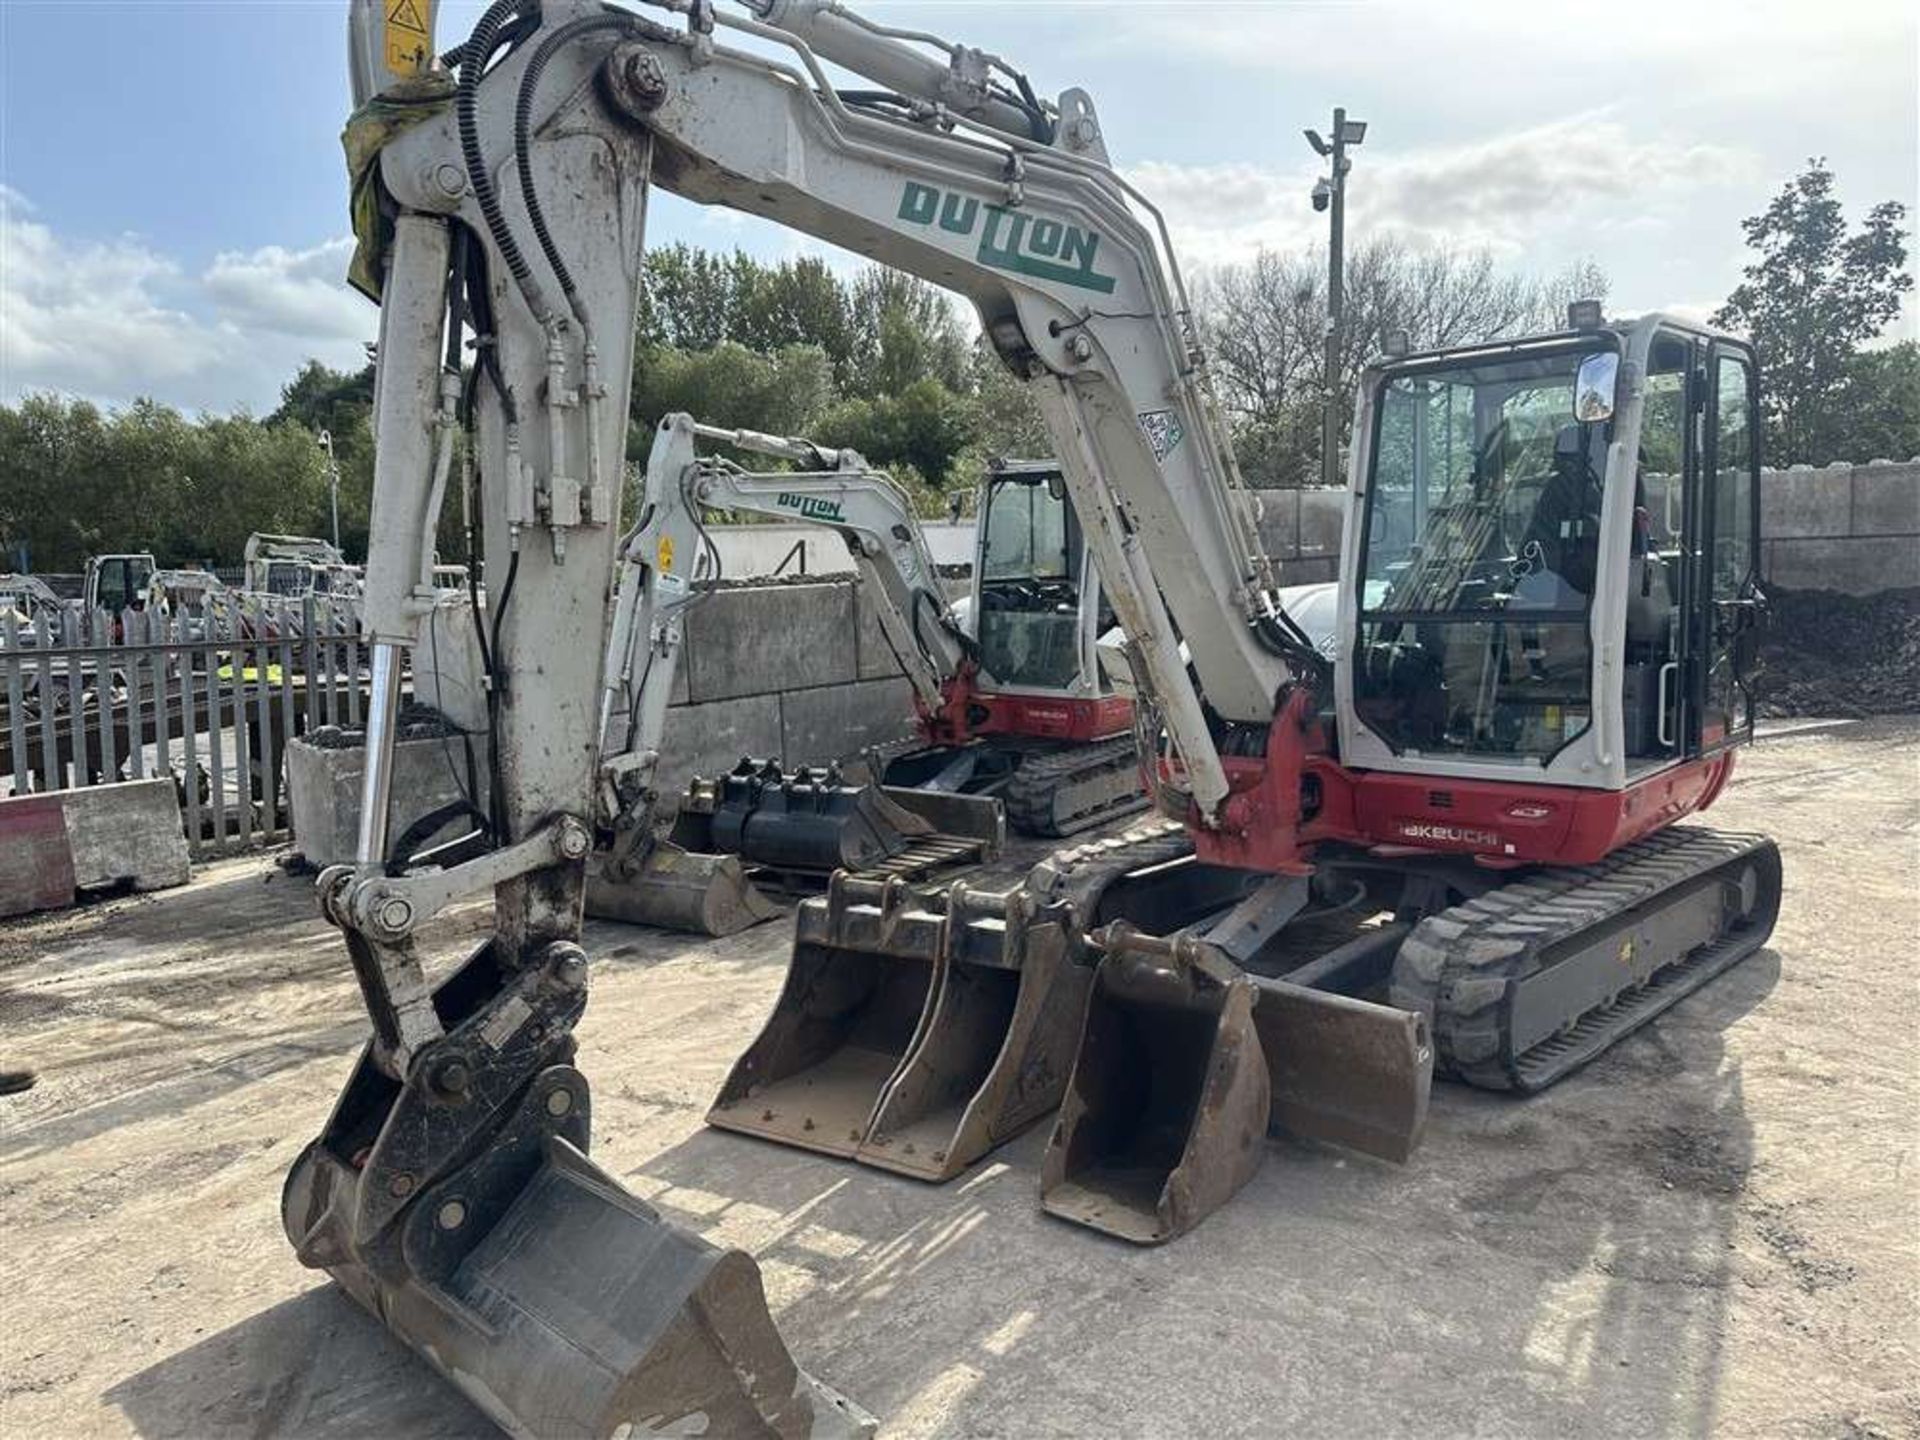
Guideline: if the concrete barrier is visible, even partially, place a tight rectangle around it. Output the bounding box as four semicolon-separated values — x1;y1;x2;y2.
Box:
1764;461;1920;594
286;729;488;868
659;578;917;797
0;779;191;918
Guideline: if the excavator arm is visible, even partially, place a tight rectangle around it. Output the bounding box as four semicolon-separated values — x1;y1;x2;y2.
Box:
356;0;1309;828
287;2;1324;1432
590;411;990;930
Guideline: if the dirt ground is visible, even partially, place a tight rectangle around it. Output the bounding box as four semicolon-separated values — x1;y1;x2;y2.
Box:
2;718;1916;1439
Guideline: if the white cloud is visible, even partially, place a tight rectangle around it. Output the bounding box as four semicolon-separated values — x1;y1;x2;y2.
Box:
203;238;368;343
1;190;375;414
1129;115;1754;271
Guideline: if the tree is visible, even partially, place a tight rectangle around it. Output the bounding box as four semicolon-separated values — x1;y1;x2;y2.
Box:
0;393;334;571
816;378;977;491
966;338;1052;463
271;358;377;555
1195;239;1605;485
1713;159;1912;465
1832;341;1920;462
845;269;969;399
629;341;836;446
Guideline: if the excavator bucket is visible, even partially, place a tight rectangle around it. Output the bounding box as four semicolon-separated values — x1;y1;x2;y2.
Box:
587;841;784;937
1040;928;1432;1244
284;979;871;1439
708;877;1088;1179
708;874;940;1158
697;759;938;873
587;762;999;937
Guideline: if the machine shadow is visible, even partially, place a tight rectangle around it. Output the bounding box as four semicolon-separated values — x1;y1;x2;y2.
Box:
105;1283;493;1439
617;950;1779;1435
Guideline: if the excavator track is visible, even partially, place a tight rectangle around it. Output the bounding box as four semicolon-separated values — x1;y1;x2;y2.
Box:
1390;826;1782;1093
1004;735;1150;839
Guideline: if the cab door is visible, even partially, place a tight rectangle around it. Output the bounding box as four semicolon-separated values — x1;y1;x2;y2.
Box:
1693;343;1762;752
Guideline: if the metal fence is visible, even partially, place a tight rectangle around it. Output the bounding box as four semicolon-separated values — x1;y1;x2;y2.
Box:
1;595;372;858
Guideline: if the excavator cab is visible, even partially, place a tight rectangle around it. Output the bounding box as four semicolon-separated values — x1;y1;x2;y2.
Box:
1342;311;1764;781
974;463;1103;693
880;459;1145;836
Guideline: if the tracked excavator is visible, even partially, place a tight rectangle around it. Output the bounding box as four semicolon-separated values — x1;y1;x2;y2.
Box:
589;417;1145;933
880;455;1146;836
289;0;1781;1433
586;412;1007;934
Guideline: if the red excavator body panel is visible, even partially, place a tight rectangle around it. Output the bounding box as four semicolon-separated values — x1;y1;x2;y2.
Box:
1183;689;1738;874
916;667;1132;747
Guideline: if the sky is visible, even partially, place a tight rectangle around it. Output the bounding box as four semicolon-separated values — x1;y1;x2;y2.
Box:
2;0;1915;416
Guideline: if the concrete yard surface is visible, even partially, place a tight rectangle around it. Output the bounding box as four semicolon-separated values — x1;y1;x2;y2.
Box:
2;720;1916;1437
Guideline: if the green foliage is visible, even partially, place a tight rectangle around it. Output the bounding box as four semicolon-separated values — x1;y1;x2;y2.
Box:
1832;341;1920;462
1713;159;1913;465
814;378;978;488
0;393;333;572
271;358;377;555
962;340;1044;457
844;269;968;398
629;341;837;439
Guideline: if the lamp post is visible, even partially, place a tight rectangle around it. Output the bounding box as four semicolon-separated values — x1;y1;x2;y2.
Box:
1306;108;1366;489
318;429;341;551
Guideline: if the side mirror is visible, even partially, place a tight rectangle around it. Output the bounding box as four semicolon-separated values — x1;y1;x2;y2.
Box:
1574;352;1618;423
1047;475;1067;501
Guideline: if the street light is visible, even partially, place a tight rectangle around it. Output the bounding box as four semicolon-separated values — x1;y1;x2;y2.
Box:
317;429;341;551
1307;106;1365;488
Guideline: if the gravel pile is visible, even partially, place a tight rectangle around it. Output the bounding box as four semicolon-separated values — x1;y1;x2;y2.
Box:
1757;587;1920;718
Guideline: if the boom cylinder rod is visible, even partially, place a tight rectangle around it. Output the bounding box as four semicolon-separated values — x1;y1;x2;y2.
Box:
356;643;405;865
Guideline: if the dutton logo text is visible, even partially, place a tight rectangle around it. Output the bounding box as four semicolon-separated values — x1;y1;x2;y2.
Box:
897;182;1117;295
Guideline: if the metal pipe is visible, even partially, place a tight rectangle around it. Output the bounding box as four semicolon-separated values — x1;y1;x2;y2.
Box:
1322;108;1349;492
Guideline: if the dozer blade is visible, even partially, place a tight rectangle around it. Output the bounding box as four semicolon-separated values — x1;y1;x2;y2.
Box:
708;875;1086;1179
708;874;945;1158
284;957;871;1439
1253;978;1432;1164
587;840;784;937
1040;927;1432;1244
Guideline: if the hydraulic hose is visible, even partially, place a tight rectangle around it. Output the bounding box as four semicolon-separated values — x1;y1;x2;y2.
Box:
458;1;541;305
513;11;646;325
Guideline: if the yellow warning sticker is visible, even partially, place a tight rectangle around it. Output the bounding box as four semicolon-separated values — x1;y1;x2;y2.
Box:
384;0;435;77
657;535;675;572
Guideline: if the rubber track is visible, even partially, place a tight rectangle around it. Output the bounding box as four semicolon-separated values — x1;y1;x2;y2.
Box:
1389;826;1780;1093
1003;734;1150;839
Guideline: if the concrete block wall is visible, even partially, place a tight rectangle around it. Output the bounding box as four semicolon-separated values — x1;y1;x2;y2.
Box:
1248;464;1920;596
657;578;915;797
1762;461;1920;594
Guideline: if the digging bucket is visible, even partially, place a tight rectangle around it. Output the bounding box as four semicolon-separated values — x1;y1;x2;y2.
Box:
284;1057;870;1439
707;873;948;1157
856;885;1091;1181
1040;927;1433;1243
1039;929;1269;1244
707;761;934;872
587;841;784;936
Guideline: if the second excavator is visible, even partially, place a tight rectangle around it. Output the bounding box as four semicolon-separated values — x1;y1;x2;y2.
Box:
293;0;1782;1434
